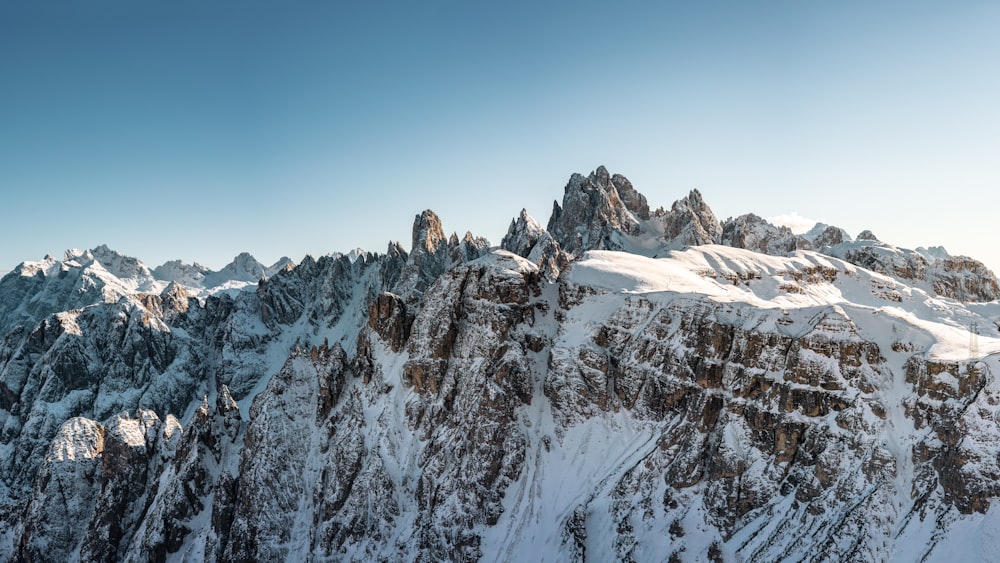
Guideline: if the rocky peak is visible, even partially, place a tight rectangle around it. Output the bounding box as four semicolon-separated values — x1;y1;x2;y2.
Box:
153;259;209;286
501;209;546;257
265;257;295;277
529;233;569;281
393;210;456;298
213;252;265;281
500;208;568;280
857;230;880;242
806;223;852;251
386;240;407;260
721;213;809;256
193;253;268;291
378;241;409;292
606;168;650;220
931;254;1000;302
160;282;190;315
137;281;191;319
63;245;157;289
546;166;646;255
412;210;447;256
449;231;490;264
661;189;723;248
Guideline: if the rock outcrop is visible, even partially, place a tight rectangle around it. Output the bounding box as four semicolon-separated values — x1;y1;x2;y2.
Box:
806;223;852;251
502;209;568;280
660;189;723;249
547;166;647;255
394;210;489;299
721;213;810;256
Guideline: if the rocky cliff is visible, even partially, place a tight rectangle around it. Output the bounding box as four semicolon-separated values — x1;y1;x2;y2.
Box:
2;168;1000;562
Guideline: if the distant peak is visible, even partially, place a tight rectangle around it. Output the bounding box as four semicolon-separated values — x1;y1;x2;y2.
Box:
64;248;86;261
857;230;880;242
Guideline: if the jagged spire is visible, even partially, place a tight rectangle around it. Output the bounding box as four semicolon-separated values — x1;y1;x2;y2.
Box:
661;189;723;248
501;208;545;258
546;166;646;255
411;210;447;256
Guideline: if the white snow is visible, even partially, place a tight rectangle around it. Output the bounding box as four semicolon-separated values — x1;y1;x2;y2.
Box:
46;418;104;462
107;415;148;448
569;247;1000;363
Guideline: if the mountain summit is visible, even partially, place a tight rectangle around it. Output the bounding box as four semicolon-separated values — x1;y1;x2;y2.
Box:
1;167;999;562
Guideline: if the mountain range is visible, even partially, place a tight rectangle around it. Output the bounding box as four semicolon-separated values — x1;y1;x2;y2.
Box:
2;166;1000;561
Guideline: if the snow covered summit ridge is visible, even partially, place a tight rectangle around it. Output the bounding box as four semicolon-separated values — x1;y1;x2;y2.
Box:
4;166;1000;562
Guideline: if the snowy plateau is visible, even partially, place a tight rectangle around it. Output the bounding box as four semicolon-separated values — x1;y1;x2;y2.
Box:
3;166;1000;562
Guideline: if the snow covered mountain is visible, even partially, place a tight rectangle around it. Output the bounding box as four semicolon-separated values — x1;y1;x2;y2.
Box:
151;253;294;295
2;167;1000;562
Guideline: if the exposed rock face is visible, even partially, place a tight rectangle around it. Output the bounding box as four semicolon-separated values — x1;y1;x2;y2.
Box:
610;170;651;220
543;289;896;560
223;347;349;561
661;189;723;248
394;210;489;299
3;168;1000;562
826;241;1000;302
502;209;569;281
257;251;378;328
547;166;647;255
502;209;546;258
809;224;852;250
932;255;1000;302
364;291;412;353
15;410;180;562
391;253;539;560
833;243;929;282
721;213;810;256
0;298;196;501
397;210;450;296
123;388;240;561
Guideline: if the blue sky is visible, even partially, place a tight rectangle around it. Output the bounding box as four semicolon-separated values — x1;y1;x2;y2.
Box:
2;1;999;273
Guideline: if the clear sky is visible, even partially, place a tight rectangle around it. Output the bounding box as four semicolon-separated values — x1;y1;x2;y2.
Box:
2;1;999;274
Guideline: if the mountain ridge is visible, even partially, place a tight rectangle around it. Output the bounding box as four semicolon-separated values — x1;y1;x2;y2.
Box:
2;167;1000;561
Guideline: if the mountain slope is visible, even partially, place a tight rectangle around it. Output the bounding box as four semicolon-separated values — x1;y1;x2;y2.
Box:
2;167;1000;562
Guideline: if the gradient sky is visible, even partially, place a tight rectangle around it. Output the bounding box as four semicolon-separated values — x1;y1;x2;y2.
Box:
2;1;999;274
